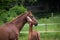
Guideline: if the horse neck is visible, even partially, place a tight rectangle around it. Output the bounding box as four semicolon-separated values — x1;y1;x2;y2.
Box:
11;14;27;31
29;24;33;34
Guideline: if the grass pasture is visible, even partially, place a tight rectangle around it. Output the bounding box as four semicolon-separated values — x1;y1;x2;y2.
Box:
19;23;60;40
21;23;60;32
19;32;60;40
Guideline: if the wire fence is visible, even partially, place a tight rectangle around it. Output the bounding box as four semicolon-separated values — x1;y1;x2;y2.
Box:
20;23;60;33
20;31;60;33
20;23;60;40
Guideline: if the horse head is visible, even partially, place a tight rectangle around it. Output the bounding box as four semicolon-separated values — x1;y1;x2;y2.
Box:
26;11;38;26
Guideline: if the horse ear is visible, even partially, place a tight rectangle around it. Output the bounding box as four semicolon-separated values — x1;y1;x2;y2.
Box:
25;11;29;16
27;10;32;16
29;10;32;14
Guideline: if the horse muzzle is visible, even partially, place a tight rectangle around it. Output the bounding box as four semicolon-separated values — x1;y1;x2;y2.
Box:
34;23;38;26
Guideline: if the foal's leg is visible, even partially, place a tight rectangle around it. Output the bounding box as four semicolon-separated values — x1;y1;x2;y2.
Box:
37;32;40;40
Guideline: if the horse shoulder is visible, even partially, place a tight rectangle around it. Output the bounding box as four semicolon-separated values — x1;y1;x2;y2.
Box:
1;23;19;39
6;24;19;39
0;26;10;40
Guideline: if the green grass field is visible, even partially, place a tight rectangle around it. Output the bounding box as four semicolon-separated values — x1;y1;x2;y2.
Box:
18;23;60;40
19;32;60;40
1;16;60;40
21;24;60;32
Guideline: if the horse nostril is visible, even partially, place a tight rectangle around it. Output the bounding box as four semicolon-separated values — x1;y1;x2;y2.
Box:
35;23;38;26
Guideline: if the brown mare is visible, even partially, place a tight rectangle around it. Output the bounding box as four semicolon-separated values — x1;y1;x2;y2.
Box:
27;15;40;40
0;11;38;40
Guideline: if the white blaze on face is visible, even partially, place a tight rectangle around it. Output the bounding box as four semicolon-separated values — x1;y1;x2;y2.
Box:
27;16;33;22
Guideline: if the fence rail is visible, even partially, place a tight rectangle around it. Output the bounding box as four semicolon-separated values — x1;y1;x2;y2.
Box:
38;23;60;25
20;31;60;33
21;23;60;33
25;23;60;26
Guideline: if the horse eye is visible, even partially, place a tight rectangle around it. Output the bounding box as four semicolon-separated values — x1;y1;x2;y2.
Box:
30;16;33;18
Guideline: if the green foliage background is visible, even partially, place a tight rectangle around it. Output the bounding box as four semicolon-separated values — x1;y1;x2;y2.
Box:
0;5;27;25
0;0;37;25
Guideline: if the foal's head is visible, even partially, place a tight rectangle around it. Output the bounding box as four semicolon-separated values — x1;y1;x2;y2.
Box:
26;11;38;26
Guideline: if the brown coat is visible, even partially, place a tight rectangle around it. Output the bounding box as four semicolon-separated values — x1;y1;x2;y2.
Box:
28;24;40;40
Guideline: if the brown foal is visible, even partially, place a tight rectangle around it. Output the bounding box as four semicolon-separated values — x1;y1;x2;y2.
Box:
28;23;40;40
27;16;40;40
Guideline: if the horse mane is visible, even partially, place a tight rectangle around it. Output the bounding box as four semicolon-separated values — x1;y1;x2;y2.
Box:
1;11;28;26
9;11;28;23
